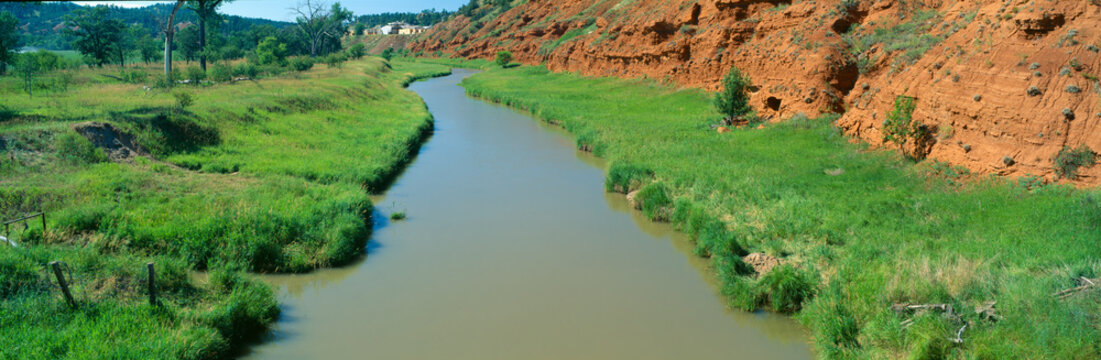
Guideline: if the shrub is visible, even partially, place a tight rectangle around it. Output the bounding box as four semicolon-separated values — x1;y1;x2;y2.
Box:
323;53;346;69
1054;145;1097;179
210;64;233;82
754;264;815;313
173;91;194;109
605;162;654;193
120;69;147;84
390;211;406;220
184;65;206;84
290;57;314;72
347;43;366;59
1027;86;1042;96
256;36;287;66
55;131;107;164
881;95;930;159
714;66;752;120
380;48;394;62
495;50;513;67
1065;84;1081;93
232;63;258;78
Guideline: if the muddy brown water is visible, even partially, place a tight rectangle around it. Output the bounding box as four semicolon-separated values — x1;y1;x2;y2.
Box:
242;69;812;359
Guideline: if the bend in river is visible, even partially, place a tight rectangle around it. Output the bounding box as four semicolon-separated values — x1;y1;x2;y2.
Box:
242;69;811;359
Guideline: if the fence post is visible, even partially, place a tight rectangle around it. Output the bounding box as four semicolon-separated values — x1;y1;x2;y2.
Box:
40;213;46;235
49;261;76;308
147;262;157;306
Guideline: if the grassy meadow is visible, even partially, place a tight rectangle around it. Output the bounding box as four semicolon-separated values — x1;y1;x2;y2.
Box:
458;64;1101;359
0;57;451;357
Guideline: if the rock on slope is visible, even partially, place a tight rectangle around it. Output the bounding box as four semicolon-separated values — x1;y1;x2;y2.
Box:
410;0;1101;185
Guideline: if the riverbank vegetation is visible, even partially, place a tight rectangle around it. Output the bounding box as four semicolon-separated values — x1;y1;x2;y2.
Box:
0;54;450;357
458;64;1101;359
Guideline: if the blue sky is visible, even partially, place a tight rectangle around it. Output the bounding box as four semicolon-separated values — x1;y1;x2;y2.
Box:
72;1;468;22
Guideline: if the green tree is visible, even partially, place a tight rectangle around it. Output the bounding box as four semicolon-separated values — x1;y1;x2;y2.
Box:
139;34;161;64
256;36;287;66
187;0;232;71
353;22;366;36
881;95;920;155
14;53;39;97
380;47;393;62
177;25;202;63
118;24;149;67
0;11;18;76
495;50;512;67
64;7;125;68
714;67;752;120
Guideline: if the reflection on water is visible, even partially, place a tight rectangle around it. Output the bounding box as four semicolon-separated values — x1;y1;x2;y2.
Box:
243;69;811;359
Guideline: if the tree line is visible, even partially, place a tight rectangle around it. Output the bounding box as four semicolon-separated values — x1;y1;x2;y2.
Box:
0;1;357;81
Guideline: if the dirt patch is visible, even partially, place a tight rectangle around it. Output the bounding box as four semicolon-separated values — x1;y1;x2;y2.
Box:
743;252;782;275
72;122;148;161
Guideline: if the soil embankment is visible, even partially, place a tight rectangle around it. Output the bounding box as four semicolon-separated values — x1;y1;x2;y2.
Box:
409;0;1101;184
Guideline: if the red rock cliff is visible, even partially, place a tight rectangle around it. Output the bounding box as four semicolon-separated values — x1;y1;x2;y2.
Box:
410;0;1101;185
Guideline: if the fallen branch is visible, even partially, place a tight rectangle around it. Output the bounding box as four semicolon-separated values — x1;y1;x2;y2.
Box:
1054;277;1101;299
891;303;956;317
949;324;966;344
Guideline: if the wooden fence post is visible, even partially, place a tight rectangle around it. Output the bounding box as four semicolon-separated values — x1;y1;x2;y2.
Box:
49;261;76;308
40;213;46;235
147;262;157;306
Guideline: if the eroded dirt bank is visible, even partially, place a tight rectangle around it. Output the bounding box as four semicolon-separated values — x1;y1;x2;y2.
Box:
410;0;1101;184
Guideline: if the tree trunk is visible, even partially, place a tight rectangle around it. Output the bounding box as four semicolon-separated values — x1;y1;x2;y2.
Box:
199;16;206;71
164;1;184;82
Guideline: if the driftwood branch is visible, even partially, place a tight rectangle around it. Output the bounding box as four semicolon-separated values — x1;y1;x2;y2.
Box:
1054;277;1100;299
891;303;956;316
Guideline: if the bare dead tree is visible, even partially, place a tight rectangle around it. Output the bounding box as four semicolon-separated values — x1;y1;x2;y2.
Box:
291;0;350;57
160;0;186;81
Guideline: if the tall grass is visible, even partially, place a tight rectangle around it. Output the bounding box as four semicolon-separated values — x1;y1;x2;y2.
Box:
0;245;278;359
0;58;451;272
0;57;451;356
459;65;1101;358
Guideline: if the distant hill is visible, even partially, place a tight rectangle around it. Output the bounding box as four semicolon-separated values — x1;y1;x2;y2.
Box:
0;2;294;50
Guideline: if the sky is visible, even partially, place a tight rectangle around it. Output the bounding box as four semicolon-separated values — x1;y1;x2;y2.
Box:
71;0;468;22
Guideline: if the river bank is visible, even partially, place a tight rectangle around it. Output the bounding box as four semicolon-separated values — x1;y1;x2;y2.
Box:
242;68;812;359
0;57;452;358
455;63;1101;358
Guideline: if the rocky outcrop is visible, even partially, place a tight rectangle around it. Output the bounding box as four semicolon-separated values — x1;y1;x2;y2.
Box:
411;0;1101;185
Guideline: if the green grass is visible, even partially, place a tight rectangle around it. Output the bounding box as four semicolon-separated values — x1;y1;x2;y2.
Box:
459;65;1101;359
0;245;278;359
0;57;450;357
1;58;450;272
399;55;494;69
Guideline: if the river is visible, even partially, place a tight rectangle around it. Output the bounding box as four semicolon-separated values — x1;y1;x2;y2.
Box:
242;69;812;359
